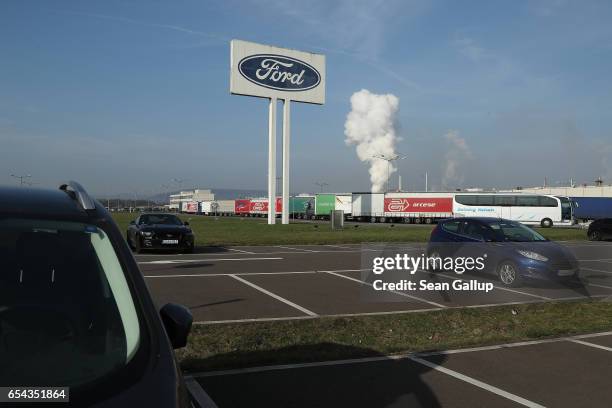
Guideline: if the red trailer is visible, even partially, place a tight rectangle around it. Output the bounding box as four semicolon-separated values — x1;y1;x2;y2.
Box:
248;198;282;216
384;197;453;213
234;199;251;216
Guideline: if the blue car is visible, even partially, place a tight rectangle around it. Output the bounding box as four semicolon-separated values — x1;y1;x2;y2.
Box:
427;217;580;287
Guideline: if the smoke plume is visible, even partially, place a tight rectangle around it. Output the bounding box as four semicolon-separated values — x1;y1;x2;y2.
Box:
344;89;400;192
442;130;472;189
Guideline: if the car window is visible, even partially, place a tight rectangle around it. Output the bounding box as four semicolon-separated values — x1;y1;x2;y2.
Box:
488;220;547;242
463;221;491;240
441;220;461;232
0;218;142;388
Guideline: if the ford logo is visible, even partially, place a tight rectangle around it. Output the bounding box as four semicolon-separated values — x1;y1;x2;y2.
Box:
238;54;321;92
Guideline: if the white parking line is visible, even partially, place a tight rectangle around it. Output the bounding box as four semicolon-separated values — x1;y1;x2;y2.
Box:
184;376;219;408
324;270;447;309
408;355;545;408
581;267;612;275
138;257;282;264
275;245;319;253
568;339;612;352
144;270;319;278
190;297;610;324
135;249;378;258
230;274;318;317
583;281;612;290
225;248;256;254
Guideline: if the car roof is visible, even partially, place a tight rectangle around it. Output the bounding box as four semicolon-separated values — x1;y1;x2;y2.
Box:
442;216;506;223
0;185;101;220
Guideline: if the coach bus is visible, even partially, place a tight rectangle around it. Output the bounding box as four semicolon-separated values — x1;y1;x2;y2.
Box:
453;193;573;227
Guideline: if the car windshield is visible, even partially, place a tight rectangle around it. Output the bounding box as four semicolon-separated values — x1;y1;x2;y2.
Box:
139;214;183;225
488;220;548;242
0;218;141;387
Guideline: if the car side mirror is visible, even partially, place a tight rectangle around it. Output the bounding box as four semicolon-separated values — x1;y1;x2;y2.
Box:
184;221;190;226
129;220;135;225
160;303;193;349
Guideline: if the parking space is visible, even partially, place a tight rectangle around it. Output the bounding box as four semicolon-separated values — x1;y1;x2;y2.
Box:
337;270;544;307
239;272;438;315
138;241;612;323
197;356;521;408
194;332;612;408
146;275;305;322
420;336;612;407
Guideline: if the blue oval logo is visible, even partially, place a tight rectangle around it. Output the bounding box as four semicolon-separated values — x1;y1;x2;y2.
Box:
238;54;321;92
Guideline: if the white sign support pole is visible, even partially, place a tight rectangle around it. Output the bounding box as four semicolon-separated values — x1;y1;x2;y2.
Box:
282;99;291;225
268;97;277;225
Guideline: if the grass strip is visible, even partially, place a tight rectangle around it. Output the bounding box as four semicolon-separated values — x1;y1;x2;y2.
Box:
178;300;612;373
111;213;587;246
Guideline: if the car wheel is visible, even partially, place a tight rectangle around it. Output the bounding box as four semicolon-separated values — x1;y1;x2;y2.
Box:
427;249;443;271
540;218;553;228
184;244;194;254
588;230;602;241
497;261;522;287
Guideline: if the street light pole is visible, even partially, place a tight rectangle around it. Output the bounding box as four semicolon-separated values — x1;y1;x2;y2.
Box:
372;154;407;192
314;181;328;193
11;174;31;187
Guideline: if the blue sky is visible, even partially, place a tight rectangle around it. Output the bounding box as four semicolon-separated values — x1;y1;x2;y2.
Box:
1;0;612;196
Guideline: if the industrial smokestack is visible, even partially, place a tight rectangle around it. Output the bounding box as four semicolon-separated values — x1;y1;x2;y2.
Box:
344;89;400;193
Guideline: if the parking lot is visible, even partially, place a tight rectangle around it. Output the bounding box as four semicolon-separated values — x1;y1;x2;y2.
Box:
138;241;612;407
194;331;612;407
138;241;612;324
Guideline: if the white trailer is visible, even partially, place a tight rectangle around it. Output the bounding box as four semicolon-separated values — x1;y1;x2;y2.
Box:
335;194;353;216
351;193;384;220
199;201;215;215
215;200;236;216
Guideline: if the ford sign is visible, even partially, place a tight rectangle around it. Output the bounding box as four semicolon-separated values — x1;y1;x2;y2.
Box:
238;54;321;92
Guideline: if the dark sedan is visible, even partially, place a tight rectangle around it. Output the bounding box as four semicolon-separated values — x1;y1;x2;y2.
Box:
427;217;579;287
587;218;612;241
127;213;195;253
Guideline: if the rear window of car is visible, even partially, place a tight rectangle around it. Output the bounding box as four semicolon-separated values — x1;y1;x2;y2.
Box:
0;218;144;388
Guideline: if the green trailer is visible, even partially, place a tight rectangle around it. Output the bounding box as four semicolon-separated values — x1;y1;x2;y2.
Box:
290;196;315;219
314;194;336;219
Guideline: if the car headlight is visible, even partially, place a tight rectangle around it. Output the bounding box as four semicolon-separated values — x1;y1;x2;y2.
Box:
141;231;153;237
517;250;548;262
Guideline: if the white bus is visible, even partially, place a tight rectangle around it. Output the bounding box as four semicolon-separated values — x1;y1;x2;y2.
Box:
453;193;573;227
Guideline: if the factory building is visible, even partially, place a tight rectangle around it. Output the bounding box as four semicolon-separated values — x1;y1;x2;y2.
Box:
507;184;612;197
168;189;215;210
